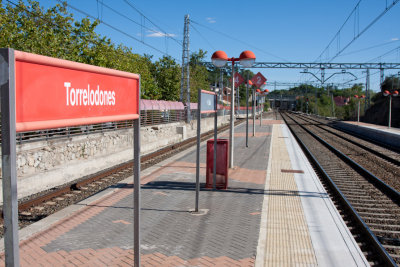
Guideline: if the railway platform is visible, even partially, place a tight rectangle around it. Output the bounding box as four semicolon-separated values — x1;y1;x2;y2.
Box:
0;116;369;266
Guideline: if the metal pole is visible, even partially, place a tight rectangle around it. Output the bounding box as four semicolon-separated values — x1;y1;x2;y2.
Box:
259;101;262;126
195;88;201;211
1;48;20;267
134;78;142;267
365;68;370;111
357;100;360;123
213;93;217;190
389;95;392;128
229;61;235;168
246;73;249;147
252;89;256;136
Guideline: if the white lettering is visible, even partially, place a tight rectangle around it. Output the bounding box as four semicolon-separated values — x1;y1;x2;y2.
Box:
83;88;88;105
64;82;71;106
65;82;117;107
70;88;75;106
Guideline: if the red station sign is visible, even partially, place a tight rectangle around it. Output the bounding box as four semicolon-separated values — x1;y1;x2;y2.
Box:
251;72;267;88
14;51;140;132
230;72;244;87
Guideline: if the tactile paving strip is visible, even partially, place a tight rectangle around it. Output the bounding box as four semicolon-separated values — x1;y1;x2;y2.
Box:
263;125;317;266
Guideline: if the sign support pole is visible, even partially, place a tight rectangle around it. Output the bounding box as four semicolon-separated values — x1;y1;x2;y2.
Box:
213;94;217;189
252;89;256;136
1;48;20;267
246;74;249;147
195;88;201;212
134;80;141;267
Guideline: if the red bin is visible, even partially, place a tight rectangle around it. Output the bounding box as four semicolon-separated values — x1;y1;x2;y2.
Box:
206;139;229;189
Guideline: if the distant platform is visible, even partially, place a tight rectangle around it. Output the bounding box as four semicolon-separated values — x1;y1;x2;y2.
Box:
334;120;400;150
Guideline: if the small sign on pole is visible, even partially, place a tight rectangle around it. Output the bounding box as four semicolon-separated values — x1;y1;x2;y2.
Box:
230;72;244;88
195;90;217;211
251;72;267;88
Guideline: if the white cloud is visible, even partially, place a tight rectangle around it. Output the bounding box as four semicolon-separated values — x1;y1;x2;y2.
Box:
206;17;216;23
146;30;176;38
391;37;399;41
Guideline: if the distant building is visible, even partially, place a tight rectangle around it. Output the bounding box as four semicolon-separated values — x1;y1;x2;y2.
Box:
334;96;350;106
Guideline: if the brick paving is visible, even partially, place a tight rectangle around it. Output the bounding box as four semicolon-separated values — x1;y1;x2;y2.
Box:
0;122;272;266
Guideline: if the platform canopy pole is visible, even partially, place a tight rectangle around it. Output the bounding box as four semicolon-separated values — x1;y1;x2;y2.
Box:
1;48;20;267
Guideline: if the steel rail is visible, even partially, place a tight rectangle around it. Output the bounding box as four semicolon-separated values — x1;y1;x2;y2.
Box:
281;112;397;266
301;114;400;154
293;113;400;167
288;113;400;204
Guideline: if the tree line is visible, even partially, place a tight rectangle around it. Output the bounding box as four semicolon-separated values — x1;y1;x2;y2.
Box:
0;0;209;102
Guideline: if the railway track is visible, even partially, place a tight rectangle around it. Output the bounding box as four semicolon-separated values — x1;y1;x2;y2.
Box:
0;119;244;237
281;111;400;266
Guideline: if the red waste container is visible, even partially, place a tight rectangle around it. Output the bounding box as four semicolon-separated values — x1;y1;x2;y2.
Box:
206;139;229;189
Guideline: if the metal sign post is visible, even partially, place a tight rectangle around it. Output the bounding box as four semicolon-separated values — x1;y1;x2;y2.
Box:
195;90;218;209
195;88;201;212
134;85;141;267
1;48;20;267
252;88;256;136
213;94;218;189
246;75;250;147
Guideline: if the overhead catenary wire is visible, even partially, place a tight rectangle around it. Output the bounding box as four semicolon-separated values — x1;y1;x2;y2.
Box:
315;0;362;62
58;0;181;62
327;0;400;62
189;19;290;62
98;1;182;47
190;23;216;52
123;0;182;47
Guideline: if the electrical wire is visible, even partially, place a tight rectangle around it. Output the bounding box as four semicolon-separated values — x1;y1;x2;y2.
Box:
190;23;216;52
98;1;182;47
123;0;182;47
366;45;400;63
58;0;181;62
315;0;362;62
328;0;400;62
336;39;400;57
190;19;289;62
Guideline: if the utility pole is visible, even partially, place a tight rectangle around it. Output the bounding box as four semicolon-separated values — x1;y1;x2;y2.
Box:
365;68;370;112
380;67;384;91
180;14;190;122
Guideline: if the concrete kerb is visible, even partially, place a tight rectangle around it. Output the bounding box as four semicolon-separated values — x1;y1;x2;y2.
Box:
254;124;274;267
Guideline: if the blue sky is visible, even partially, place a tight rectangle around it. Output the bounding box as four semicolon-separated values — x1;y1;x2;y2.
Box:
27;0;400;92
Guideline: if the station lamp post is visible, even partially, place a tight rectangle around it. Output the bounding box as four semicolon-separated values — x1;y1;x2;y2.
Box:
211;50;256;168
353;94;365;123
383;90;399;128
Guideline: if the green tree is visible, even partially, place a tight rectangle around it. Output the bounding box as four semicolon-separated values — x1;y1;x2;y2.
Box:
152;55;181;101
189;49;209;102
0;0;158;99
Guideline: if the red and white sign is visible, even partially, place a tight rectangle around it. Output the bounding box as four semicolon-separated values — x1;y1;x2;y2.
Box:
230;72;244;87
251;72;267;88
14;51;140;132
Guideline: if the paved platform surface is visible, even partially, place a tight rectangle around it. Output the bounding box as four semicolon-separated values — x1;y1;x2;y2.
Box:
0;116;369;266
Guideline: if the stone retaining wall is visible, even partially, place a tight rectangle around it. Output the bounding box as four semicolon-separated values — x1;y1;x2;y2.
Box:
0;115;230;203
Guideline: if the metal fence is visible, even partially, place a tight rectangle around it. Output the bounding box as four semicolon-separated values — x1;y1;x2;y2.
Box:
5;100;261;144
